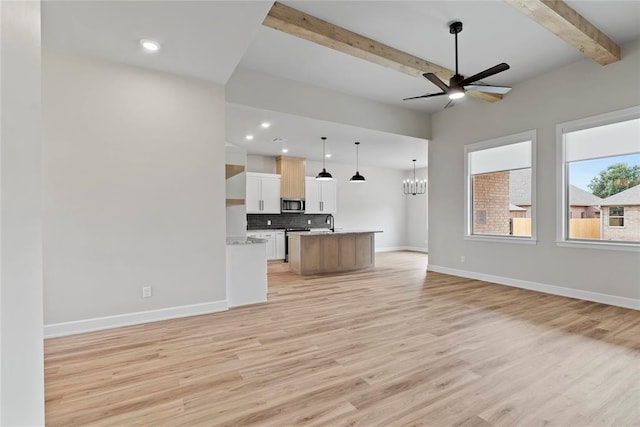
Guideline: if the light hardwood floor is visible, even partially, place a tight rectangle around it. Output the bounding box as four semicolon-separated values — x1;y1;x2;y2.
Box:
45;252;640;426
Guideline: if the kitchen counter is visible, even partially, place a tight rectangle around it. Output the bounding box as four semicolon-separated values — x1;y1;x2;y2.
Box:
287;229;383;236
226;236;267;245
288;230;382;275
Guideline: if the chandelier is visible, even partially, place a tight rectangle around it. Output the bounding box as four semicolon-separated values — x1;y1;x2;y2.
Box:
403;159;426;195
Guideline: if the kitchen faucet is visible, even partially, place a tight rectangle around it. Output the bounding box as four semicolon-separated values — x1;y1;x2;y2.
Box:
325;214;335;232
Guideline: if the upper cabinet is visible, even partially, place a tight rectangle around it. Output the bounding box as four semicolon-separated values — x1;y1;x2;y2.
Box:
305;177;337;214
276;156;306;199
246;173;281;214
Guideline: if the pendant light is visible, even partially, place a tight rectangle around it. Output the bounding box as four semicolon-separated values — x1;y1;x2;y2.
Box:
403;159;426;195
350;142;366;183
316;136;333;181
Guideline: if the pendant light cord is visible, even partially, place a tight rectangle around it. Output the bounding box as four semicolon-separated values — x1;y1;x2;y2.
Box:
322;137;327;169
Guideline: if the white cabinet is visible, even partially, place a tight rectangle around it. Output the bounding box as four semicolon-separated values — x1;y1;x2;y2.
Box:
305;177;337;214
246;230;285;261
246;173;281;214
261;231;277;260
275;231;285;260
320;179;336;214
305;176;321;214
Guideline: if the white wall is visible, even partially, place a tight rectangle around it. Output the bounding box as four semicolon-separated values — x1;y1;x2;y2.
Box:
429;40;640;304
43;51;227;327
404;167;428;251
0;1;45;424
305;160;407;250
247;154;277;174
227;68;432;140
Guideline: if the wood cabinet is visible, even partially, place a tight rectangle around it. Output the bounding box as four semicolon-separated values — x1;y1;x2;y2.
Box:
246;173;281;214
276;156;305;199
305;177;337;214
288;231;376;275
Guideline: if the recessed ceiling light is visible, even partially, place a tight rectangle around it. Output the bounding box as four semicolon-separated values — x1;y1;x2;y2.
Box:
245;135;254;140
140;39;160;52
325;153;332;158
261;122;271;128
282;148;289;153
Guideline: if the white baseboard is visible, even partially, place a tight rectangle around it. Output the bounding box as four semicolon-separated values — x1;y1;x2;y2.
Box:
427;264;640;311
44;300;228;338
228;299;268;309
403;246;429;253
377;246;428;253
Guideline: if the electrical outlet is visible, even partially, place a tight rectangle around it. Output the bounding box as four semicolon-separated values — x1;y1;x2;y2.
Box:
142;286;152;298
460;256;465;263
267;220;271;226
307;219;311;225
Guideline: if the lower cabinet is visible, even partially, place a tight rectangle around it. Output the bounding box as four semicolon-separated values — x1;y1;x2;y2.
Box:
275;231;285;260
247;230;285;261
261;231;277;260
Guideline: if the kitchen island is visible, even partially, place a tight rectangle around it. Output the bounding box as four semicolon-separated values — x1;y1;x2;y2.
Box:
287;230;382;275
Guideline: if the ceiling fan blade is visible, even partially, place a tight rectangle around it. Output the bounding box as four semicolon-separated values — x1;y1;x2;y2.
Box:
403;92;446;101
459;63;510;87
423;73;450;92
444;99;457;109
464;84;512;95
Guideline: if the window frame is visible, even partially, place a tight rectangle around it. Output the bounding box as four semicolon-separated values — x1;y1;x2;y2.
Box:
556;105;640;251
464;130;537;244
608;207;624;228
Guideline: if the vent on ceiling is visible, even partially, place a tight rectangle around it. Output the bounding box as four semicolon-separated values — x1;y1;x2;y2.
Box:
272;138;288;143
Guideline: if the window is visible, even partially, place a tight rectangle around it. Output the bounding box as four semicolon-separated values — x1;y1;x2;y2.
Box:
464;130;536;243
608;207;624;227
557;106;640;249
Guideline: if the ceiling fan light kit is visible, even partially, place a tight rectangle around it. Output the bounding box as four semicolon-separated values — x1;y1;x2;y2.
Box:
316;137;333;181
448;90;465;100
404;21;511;108
350;142;366;183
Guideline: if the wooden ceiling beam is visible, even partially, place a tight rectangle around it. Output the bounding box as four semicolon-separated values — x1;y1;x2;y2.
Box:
504;0;620;65
263;1;502;103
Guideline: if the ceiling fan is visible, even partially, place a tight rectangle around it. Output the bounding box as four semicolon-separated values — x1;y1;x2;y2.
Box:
404;21;511;108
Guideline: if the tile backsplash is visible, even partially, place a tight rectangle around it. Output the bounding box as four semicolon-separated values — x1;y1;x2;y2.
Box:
247;213;331;230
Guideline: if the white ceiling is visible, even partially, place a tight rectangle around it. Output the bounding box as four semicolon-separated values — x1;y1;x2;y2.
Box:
227;103;428;170
42;1;640;169
239;1;640;114
42;1;273;84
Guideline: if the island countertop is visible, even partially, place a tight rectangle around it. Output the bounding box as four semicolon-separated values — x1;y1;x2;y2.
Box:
287;230;381;275
287;229;383;236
